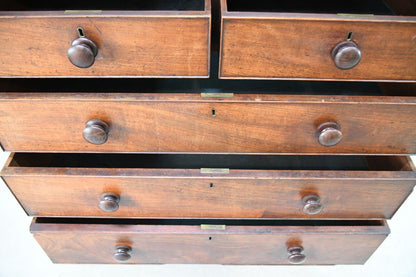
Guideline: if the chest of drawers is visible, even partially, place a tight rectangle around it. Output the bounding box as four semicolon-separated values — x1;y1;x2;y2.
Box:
0;0;415;266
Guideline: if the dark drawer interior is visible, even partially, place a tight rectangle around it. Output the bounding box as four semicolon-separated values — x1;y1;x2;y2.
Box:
0;0;205;11
227;0;394;15
9;153;412;171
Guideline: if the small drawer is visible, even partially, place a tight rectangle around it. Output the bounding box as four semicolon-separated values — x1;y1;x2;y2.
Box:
219;0;416;81
30;218;389;264
1;90;416;154
2;153;415;219
0;0;211;77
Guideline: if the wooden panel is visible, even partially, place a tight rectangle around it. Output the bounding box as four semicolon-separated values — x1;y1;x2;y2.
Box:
2;154;415;219
1;93;416;153
220;0;416;81
30;219;389;264
0;9;210;77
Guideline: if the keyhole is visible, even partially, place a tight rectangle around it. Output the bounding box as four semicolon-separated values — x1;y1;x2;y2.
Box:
209;237;212;240
209;183;214;188
77;27;85;38
211;109;216;117
346;31;353;41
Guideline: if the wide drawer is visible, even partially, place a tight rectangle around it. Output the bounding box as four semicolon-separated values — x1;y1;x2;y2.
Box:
219;0;416;81
30;218;389;264
3;153;414;219
0;0;210;77
1;92;416;153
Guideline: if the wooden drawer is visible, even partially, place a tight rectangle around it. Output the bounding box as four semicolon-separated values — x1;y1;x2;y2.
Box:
1;90;416;154
3;153;414;219
0;0;210;77
30;218;389;264
219;0;416;81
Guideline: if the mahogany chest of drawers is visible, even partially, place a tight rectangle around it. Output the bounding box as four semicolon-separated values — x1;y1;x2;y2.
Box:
0;0;415;266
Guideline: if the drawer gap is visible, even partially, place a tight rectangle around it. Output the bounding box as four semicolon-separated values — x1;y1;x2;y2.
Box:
8;153;412;171
0;0;206;11
226;0;395;15
34;217;386;227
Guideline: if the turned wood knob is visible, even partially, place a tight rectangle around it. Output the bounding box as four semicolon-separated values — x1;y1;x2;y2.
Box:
83;119;109;145
331;40;361;70
317;122;342;147
288;246;306;264
302;195;323;215
67;27;98;68
113;245;132;262
98;193;120;212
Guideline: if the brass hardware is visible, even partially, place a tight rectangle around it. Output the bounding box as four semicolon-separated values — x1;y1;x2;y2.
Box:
83;119;109;145
337;13;374;17
113;245;132;262
201;224;226;230
68;27;98;68
64;10;103;14
201;93;234;98
200;168;230;174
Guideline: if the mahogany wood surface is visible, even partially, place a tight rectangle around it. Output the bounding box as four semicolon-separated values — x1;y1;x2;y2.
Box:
30;218;389;264
1;93;416;153
0;4;211;77
219;0;416;81
2;153;415;219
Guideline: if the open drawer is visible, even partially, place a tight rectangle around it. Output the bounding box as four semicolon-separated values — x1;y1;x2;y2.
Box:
0;0;211;77
2;153;415;219
219;0;416;81
30;218;389;264
1;82;416;153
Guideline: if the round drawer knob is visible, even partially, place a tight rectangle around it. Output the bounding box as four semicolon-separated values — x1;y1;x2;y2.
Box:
302;195;323;215
317;122;343;147
98;193;120;213
331;40;361;70
67;27;98;68
113;245;132;262
288;246;306;264
83;119;109;145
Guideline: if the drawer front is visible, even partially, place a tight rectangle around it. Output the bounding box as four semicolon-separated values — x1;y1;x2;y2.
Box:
220;1;416;81
30;219;389;264
0;9;210;77
1;93;416;154
3;153;415;219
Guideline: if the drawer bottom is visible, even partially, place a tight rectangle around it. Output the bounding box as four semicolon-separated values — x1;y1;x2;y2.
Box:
31;218;389;265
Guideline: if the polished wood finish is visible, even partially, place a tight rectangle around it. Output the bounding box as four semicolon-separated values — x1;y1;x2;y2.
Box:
1;93;416;153
3;154;414;219
0;3;211;77
30;218;389;264
219;0;416;81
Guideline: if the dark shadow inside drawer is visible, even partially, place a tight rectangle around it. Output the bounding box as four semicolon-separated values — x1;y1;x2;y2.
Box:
226;0;401;15
34;217;386;227
8;153;412;171
0;0;205;11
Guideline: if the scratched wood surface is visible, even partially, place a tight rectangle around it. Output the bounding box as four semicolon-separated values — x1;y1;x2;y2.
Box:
0;7;210;77
30;218;389;264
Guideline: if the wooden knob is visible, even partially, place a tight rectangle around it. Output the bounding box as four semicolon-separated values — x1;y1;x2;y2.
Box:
317;122;342;147
83;119;109;145
67;27;98;68
288;246;306;264
331;40;361;70
98;193;120;212
113;245;132;262
302;195;323;215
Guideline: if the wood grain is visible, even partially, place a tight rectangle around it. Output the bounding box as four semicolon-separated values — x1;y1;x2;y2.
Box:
30;218;389;264
1;93;416;153
219;0;416;81
2;154;415;219
0;7;211;77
